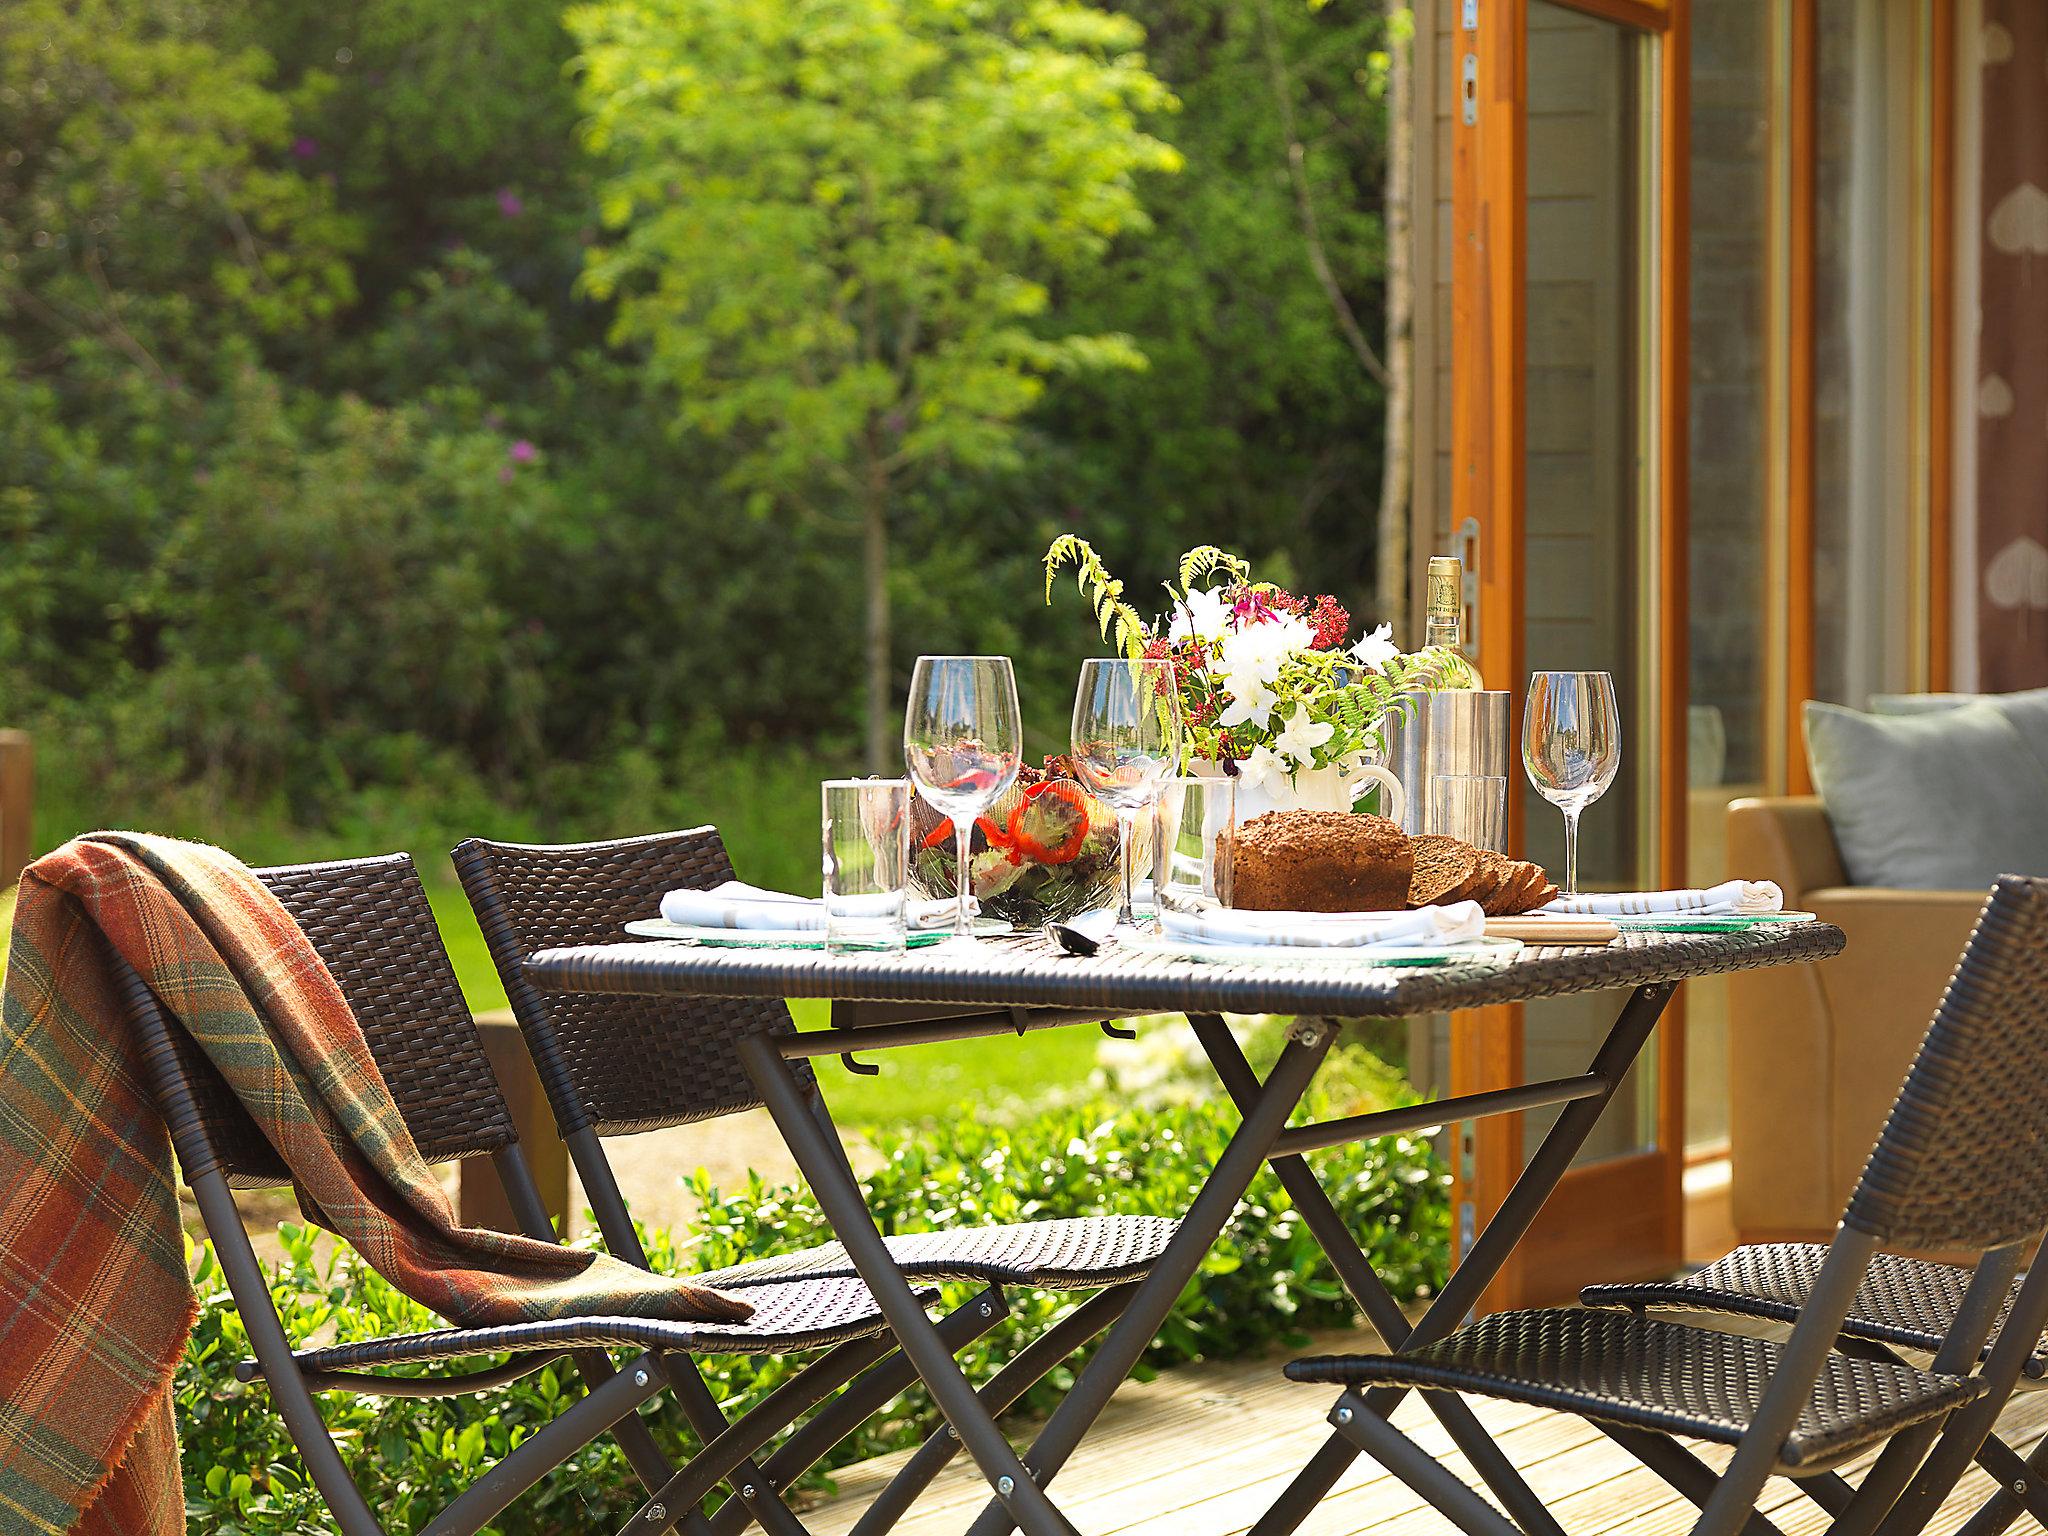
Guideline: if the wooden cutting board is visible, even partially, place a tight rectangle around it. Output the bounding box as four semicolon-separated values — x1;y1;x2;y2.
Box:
1482;916;1620;944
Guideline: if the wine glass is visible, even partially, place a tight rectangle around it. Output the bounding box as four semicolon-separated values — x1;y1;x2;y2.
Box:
1071;658;1182;934
1521;671;1622;897
904;656;1024;944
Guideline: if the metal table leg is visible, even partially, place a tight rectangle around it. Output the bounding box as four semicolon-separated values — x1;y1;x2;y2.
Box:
1248;980;1678;1536
736;1032;1084;1536
958;1019;1341;1536
1190;1015;1565;1536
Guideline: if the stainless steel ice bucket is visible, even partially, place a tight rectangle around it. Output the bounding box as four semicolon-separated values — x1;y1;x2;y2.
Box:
1385;690;1510;849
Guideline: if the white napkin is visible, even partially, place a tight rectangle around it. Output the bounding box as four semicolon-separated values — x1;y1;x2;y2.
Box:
1158;901;1487;950
1535;880;1784;917
659;880;965;931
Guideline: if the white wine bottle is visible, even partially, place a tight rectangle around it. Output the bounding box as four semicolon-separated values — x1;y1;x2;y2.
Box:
1424;555;1484;688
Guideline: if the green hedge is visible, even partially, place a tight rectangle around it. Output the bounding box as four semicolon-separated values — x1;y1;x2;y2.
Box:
178;1094;1449;1533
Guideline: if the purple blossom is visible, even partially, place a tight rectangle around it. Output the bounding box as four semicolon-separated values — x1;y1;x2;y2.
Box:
508;439;536;463
498;464;515;484
496;187;525;219
1231;589;1279;627
292;136;319;160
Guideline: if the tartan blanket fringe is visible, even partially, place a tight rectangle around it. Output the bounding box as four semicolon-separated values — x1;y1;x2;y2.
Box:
0;833;750;1535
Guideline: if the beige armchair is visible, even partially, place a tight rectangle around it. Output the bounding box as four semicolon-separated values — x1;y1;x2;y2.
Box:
1724;797;1984;1244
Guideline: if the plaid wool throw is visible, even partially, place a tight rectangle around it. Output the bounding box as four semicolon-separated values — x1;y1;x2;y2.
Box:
0;833;752;1535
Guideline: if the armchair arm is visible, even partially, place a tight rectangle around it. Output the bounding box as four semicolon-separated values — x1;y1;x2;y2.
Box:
1726;796;1845;903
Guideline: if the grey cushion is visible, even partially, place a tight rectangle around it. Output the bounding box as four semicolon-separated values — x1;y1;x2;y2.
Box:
1870;689;2048;761
1804;699;2048;888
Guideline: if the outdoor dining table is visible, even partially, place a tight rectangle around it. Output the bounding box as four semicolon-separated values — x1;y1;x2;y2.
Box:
522;921;1845;1536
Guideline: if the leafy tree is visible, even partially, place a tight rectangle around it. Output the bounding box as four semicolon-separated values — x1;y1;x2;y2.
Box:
571;0;1182;769
0;0;359;379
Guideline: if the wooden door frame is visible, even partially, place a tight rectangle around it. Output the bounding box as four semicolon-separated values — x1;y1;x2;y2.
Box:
1446;0;1690;1312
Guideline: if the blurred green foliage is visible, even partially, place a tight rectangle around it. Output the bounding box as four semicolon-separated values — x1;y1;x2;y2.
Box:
1;0;1396;847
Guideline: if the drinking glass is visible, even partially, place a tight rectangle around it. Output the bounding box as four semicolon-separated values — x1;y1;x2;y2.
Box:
1426;774;1508;852
903;656;1023;944
821;779;912;953
1521;671;1622;896
1154;776;1235;912
1071;658;1182;934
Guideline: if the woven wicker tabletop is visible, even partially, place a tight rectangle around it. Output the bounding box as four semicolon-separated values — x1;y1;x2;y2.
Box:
523;922;1844;1020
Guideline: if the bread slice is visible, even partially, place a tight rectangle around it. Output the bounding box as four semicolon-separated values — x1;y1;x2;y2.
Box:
1503;864;1548;915
1408;835;1480;907
1464;848;1511;912
1437;843;1495;904
1526;881;1560;910
1500;863;1558;915
1479;865;1522;916
1482;860;1540;916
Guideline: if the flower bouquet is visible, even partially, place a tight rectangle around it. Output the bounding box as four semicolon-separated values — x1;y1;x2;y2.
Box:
907;755;1122;926
1044;538;1471;800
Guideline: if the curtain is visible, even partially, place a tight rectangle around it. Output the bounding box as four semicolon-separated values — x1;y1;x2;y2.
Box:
1977;1;2048;688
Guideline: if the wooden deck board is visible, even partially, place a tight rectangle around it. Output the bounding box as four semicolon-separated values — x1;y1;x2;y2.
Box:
800;1326;2048;1536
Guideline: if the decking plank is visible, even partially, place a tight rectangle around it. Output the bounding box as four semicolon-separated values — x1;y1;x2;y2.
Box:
802;1338;2048;1536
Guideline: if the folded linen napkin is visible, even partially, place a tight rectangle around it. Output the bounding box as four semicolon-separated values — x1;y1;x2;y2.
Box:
660;879;964;931
1536;879;1784;917
1158;901;1487;950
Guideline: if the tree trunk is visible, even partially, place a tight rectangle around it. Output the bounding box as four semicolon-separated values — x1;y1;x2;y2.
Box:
1376;2;1416;640
862;475;893;776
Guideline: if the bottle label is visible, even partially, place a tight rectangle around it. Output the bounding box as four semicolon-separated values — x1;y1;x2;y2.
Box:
1426;558;1461;647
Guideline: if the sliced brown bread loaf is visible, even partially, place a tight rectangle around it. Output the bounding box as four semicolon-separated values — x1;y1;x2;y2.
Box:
1407;835;1480;907
1229;811;1415;912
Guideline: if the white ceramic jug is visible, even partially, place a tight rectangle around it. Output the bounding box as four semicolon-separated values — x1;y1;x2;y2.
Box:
1191;756;1406;823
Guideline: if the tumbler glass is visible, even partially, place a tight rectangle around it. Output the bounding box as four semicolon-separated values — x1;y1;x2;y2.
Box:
821;778;913;953
1153;776;1236;912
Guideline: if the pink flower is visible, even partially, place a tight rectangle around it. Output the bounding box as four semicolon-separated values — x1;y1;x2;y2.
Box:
498;464;515;484
496;187;525;218
292;137;319;160
508;439;537;463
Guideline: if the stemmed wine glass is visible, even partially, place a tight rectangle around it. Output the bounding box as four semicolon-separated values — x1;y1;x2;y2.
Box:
904;656;1023;945
1521;671;1621;897
1071;658;1182;935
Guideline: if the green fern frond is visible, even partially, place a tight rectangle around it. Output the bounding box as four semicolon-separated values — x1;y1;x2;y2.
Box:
1044;536;1149;660
1175;545;1249;594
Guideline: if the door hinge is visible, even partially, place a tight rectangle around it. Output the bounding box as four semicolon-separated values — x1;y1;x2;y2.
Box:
1460;52;1478;126
1462;0;1478;28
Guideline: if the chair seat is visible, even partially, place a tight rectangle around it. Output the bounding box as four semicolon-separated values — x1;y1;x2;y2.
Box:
1582;1243;2048;1379
700;1215;1177;1293
286;1275;917;1375
1285;1308;1979;1470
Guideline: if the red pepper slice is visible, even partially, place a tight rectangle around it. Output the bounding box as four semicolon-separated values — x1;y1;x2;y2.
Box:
920;822;954;851
1008;781;1091;865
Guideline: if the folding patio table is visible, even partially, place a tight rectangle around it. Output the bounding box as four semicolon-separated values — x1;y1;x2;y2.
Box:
523;923;1843;1536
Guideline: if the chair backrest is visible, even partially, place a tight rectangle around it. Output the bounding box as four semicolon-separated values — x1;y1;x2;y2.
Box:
1841;874;2048;1251
451;828;813;1139
134;852;519;1189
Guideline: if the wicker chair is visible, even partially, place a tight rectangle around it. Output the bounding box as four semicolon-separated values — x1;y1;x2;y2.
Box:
145;853;998;1536
1271;876;2048;1536
451;827;1175;1526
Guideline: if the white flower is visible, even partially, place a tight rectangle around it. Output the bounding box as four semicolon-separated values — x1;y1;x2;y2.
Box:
1349;622;1399;672
1272;706;1335;770
1167;587;1231;645
1218;613;1311;686
1215;672;1278;732
1236;744;1286;789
